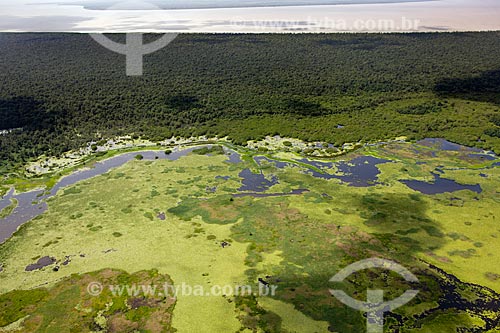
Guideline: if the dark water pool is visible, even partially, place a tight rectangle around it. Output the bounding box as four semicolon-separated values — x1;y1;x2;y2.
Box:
238;169;279;192
334;156;391;187
401;173;482;195
224;148;242;163
251;155;390;187
25;256;56;271
299;156;391;187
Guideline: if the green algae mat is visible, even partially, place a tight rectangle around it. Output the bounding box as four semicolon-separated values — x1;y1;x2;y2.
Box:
1;141;500;332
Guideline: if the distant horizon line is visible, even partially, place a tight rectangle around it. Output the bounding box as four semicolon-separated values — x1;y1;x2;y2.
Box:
48;0;437;11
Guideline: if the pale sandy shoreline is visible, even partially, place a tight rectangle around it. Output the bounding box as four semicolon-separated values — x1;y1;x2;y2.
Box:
0;0;500;32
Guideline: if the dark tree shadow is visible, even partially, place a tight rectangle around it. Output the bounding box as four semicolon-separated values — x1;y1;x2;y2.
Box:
0;96;45;130
0;96;74;166
233;191;500;332
434;69;500;106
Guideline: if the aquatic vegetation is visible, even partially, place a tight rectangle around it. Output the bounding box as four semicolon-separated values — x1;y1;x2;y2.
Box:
0;199;17;219
192;145;225;155
0;269;176;332
0;140;499;332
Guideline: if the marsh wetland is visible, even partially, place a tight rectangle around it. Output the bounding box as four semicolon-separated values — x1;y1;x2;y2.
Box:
0;138;499;332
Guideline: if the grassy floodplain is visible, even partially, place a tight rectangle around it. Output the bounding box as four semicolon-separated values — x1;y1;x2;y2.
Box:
0;140;499;332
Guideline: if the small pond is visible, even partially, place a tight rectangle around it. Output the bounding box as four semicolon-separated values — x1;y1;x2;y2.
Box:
238;169;279;192
401;173;482;195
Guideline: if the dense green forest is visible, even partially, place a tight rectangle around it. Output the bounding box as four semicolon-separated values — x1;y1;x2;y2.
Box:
1;32;500;173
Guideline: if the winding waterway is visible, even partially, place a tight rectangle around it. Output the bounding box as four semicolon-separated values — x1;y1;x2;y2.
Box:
0;148;204;244
1;139;498;244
